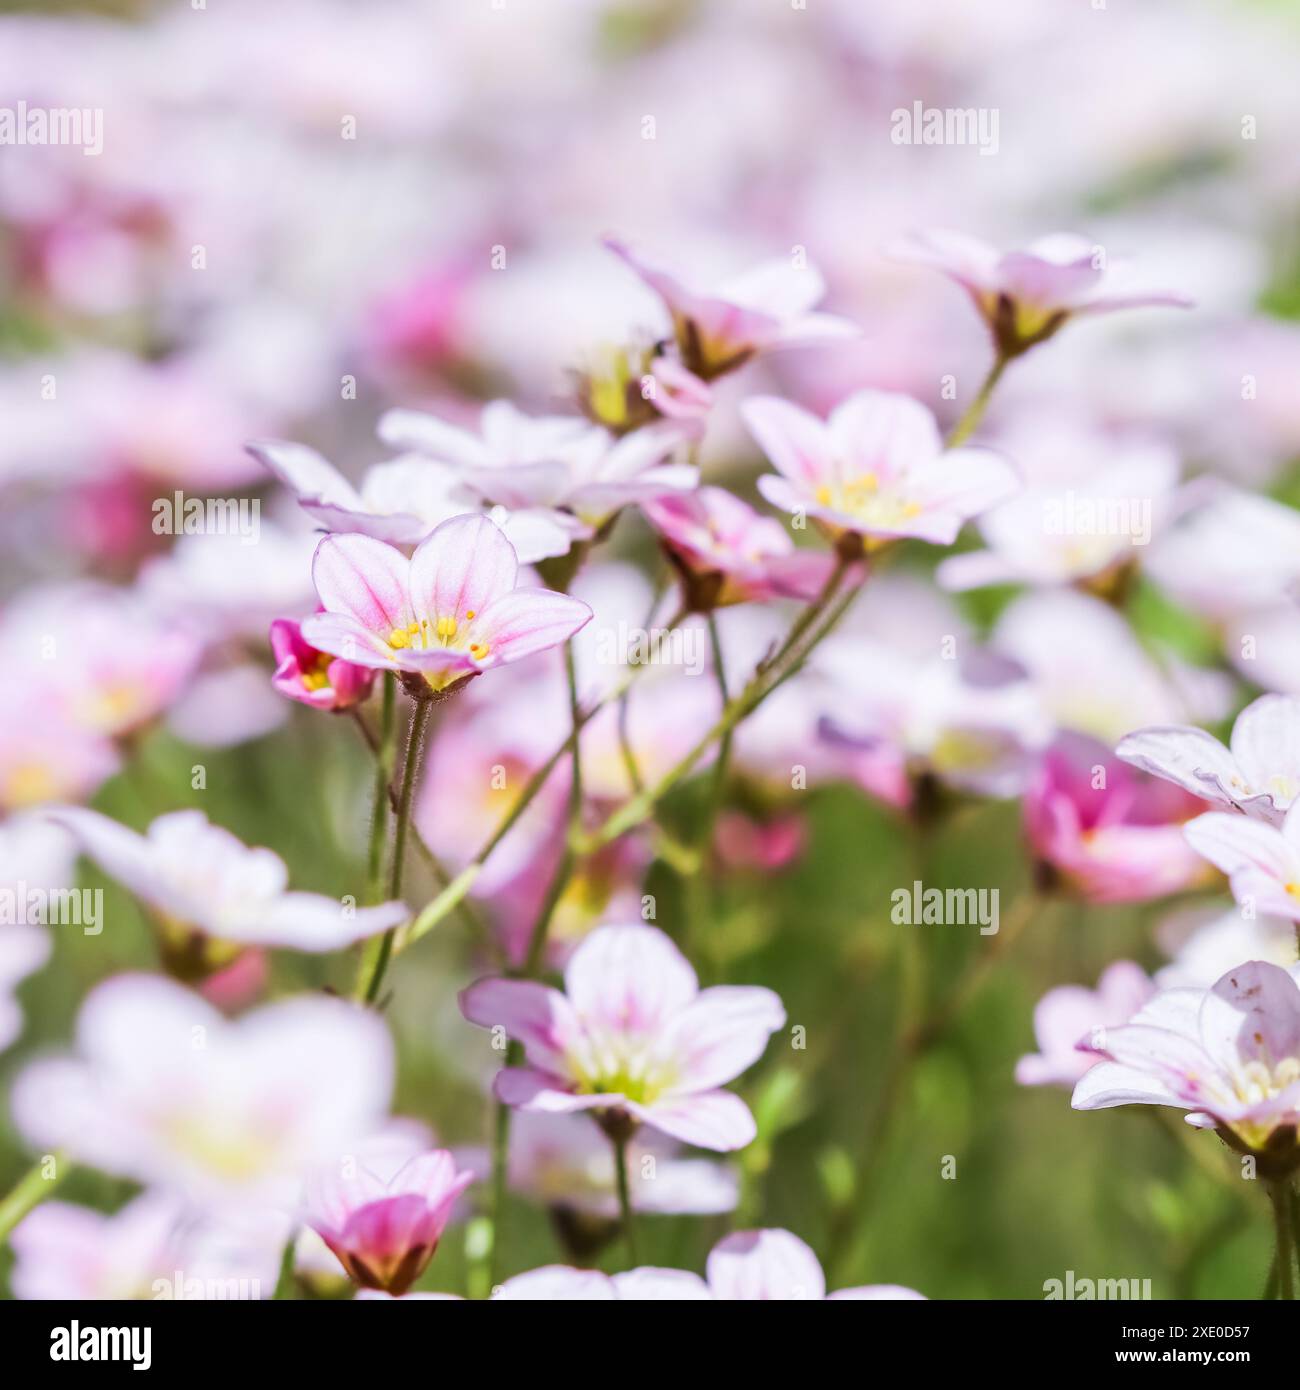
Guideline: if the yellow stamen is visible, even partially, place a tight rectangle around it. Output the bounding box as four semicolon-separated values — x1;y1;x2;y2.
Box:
387;628;409;649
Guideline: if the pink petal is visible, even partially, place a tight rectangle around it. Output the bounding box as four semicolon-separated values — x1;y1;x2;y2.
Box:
473;588;592;666
312;534;412;634
562;924;698;1032
740;396;832;487
494;1266;616;1300
828;390;943;483
1116;726;1242;810
1198;961;1300;1077
628;1089;757;1151
1184;813;1294;881
707;1229;826;1300
409;513;519;626
459;978;582;1075
661;985;786;1092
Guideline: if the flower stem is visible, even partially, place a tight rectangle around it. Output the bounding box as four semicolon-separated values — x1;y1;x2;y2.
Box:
486;640;586;1283
613;1134;638;1267
487;1078;514;1290
366;675;397;902
522;640;584;976
272;1229;298;1299
825;891;1039;1282
356;696;430;1005
1270;1182;1296;1300
400;614;685;953
0;1151;69;1245
945;352;1009;448
581;560;861;853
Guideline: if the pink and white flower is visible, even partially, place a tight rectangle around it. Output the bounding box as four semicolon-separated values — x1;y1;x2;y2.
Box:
892;229;1190;355
741;390;1018;550
380;401;694;540
704;1229;924;1301
10;1193;284;1301
1117;694;1300;826
0;581;201;739
494;1229;923;1300
643;486;835;610
1016;962;1154;1088
1023;734;1210;903
1073;961;1300;1153
269;616;377;712
11;974;393;1206
46;807;408;955
249;439;572;564
1183;803;1300;924
303;1140;473;1295
603;237;858;380
460;924;785;1151
937;437;1180;592
301;514;592;697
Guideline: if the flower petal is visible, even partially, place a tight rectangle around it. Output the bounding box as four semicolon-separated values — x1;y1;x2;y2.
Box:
473;588;592;667
409;514;518;626
661;985;786;1093
706;1229;826;1300
312;534;412;634
740;396;831;488
628;1089;757;1151
562;924;698;1032
459;978;582;1075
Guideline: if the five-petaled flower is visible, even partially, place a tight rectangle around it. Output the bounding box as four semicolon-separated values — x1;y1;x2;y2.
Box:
1073;961;1300;1161
459;924;785;1151
742;389;1018;554
604;237;858;380
46;807;408;965
301;513;592;699
493;1228;924;1300
891;229;1190;357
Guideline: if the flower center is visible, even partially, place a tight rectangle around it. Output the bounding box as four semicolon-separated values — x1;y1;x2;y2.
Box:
385;610;489;661
567;1035;678;1107
815;473;921;529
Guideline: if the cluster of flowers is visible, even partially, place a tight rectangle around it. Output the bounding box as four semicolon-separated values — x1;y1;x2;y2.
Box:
6;0;1300;1304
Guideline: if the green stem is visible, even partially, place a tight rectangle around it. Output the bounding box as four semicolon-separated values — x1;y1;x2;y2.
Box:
487;642;586;1280
401;614;685;953
945;352;1009;448
487;1076;515;1290
0;1151;69;1244
613;1135;638;1267
1271;1182;1296;1300
272;1230;298;1299
523;642;584;977
582;563;863;853
357;696;430;1005
825;892;1039;1283
365;675;397;903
